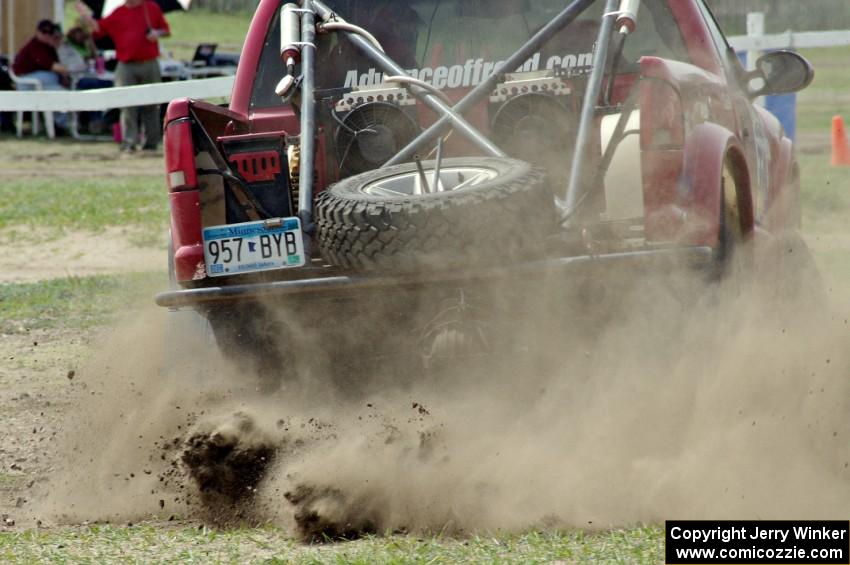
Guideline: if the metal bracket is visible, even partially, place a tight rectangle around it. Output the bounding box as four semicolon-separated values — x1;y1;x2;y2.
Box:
311;0;506;160
490;71;571;103
334;83;417;113
382;0;597;166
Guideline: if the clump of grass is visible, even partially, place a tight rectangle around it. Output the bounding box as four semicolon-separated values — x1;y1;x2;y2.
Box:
797;45;850;136
0;177;167;235
0;272;165;334
798;153;850;232
161;9;253;59
0;525;664;564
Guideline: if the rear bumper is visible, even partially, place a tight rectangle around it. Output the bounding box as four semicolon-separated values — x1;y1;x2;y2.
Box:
155;246;713;309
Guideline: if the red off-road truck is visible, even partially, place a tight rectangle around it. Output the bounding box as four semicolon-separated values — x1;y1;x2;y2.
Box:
156;0;813;383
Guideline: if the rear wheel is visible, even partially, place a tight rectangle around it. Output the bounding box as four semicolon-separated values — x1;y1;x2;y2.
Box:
166;233;290;392
713;161;752;294
315;157;556;270
204;305;294;392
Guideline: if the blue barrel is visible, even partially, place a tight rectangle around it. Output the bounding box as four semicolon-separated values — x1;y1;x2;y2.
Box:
765;93;797;141
737;51;797;141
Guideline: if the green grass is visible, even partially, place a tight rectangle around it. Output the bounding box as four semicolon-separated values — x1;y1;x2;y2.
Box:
63;2;253;61
0;176;166;235
796;47;850;136
0;272;165;334
4;12;850;563
798;152;850;232
161;9;253;60
0;525;664;564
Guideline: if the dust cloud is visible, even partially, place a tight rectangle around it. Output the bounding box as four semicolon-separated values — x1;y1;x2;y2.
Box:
27;236;850;537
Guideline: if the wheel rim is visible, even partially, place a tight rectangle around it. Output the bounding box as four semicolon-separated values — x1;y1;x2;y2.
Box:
722;163;743;241
361;166;499;197
718;161;751;294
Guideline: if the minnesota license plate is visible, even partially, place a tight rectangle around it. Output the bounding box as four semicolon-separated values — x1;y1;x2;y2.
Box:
203;218;305;277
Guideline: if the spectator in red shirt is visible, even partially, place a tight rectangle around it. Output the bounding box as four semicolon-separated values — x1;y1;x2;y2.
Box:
76;0;171;154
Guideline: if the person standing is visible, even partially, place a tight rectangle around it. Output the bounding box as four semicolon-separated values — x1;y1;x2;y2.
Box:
75;0;171;154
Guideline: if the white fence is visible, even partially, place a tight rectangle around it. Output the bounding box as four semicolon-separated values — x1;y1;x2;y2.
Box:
0;76;235;112
3;12;850;117
731;28;850;52
726;12;850;138
729;12;850;65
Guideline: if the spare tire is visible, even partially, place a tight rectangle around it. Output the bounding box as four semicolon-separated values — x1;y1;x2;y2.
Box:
315;157;555;270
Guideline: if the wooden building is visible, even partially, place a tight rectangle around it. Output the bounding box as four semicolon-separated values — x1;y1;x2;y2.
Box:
1;0;64;56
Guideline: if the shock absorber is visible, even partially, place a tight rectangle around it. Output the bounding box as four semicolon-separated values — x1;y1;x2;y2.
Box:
276;3;302;96
615;0;640;34
603;0;640;105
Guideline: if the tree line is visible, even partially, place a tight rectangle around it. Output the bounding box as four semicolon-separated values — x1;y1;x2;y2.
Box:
706;0;850;35
189;0;850;34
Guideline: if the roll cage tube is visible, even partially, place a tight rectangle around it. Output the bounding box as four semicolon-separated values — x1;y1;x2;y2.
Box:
303;0;600;165
382;0;597;167
298;0;318;244
288;0;505;237
561;0;620;220
287;0;633;227
309;0;504;159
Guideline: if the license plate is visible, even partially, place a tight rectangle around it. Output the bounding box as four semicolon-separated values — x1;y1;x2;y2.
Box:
203;218;306;277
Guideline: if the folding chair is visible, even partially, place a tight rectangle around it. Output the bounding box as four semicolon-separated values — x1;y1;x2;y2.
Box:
7;67;56;139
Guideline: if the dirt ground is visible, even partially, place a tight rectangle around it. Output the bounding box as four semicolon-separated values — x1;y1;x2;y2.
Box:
2;136;850;543
3;232;850;538
0;139;167;282
0;229;164;283
0;329;91;519
0;142;161;181
0;140;166;523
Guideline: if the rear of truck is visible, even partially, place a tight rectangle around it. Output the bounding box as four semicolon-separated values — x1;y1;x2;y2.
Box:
157;0;811;383
161;0;714;295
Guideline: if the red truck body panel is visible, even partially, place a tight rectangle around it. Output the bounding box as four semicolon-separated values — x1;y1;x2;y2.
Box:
164;0;801;285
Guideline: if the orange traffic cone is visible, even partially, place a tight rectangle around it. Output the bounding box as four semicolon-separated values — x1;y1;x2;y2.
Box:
831;115;850;166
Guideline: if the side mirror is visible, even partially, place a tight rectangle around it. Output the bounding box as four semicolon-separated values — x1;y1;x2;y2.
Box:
748;51;814;98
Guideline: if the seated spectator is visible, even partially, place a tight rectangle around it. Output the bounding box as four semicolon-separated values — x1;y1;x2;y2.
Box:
12;20;69;131
12;20;68;90
55;26;88;76
61;26;115;135
59;26;113;89
66;26;97;60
